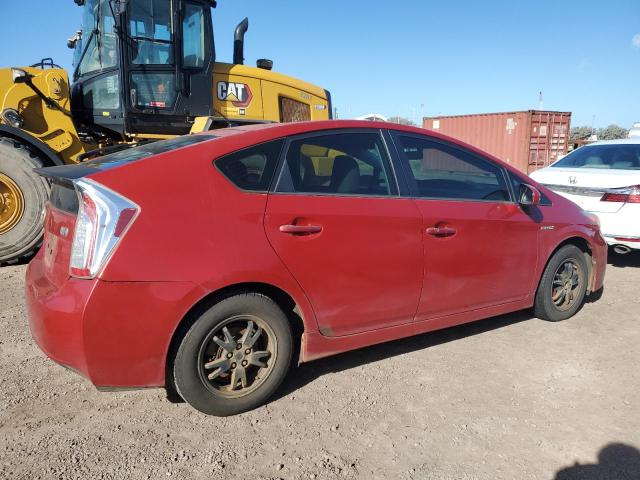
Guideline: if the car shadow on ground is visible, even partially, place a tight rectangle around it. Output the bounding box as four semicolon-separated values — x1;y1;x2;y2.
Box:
553;443;640;480
608;249;640;268
0;256;32;269
276;309;534;401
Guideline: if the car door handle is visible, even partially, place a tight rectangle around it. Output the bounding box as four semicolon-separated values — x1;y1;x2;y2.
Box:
426;226;457;237
279;224;323;235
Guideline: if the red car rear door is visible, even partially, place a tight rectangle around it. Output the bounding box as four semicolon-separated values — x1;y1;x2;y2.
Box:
390;132;539;321
264;130;424;337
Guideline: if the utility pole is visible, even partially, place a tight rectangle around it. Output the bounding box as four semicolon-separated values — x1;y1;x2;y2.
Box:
538;91;544;111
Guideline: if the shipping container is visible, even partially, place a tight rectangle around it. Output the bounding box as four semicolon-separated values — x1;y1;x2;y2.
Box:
422;110;571;174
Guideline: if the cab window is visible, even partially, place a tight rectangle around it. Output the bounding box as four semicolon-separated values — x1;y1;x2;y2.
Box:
182;2;206;68
76;0;118;77
276;133;397;196
131;73;177;109
129;0;174;65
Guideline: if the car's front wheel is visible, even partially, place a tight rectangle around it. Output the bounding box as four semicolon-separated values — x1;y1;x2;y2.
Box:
174;293;293;416
534;244;589;322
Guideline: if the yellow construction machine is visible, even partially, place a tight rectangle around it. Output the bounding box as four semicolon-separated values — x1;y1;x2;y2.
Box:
0;0;332;263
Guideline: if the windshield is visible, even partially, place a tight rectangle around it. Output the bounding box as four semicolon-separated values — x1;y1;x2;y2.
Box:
74;0;118;78
552;144;640;170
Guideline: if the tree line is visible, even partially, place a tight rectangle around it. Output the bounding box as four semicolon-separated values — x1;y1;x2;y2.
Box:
570;125;629;141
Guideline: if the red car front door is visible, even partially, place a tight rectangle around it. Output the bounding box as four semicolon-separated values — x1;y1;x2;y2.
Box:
391;133;539;321
264;130;424;337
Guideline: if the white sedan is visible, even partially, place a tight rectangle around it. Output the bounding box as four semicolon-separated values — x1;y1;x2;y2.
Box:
530;138;640;254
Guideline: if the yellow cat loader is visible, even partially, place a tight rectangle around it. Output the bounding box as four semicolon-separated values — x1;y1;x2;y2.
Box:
0;0;331;263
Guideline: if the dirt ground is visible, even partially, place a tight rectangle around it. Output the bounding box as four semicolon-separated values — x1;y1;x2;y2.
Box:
1;253;640;480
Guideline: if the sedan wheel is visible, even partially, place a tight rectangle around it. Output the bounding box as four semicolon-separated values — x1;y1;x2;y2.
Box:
534;245;588;322
174;293;292;416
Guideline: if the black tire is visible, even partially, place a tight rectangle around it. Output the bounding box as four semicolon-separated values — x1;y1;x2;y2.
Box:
534;245;589;322
0;137;50;264
174;293;293;416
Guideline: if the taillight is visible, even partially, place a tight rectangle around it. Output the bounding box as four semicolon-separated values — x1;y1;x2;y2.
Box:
601;185;640;203
70;179;140;279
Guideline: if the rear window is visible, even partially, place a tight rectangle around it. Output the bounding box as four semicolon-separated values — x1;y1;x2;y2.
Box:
49;179;79;214
86;135;215;169
35;135;217;182
553;144;640;170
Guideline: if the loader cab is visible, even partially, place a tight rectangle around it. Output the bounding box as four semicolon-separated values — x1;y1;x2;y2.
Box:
70;0;215;139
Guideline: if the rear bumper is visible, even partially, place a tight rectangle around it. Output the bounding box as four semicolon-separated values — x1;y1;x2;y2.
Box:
26;256;204;388
588;206;640;251
26;262;95;380
602;235;640;250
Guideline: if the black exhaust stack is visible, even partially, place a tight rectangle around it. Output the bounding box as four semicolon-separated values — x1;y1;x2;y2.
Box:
233;18;249;65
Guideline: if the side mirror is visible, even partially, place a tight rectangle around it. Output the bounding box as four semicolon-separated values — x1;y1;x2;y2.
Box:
67;30;82;49
519;183;541;206
11;69;29;84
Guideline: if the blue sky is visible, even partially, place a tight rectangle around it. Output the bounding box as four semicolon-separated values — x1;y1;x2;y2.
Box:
2;0;639;127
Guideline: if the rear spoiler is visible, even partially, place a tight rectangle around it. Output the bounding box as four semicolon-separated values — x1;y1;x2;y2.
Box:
34;164;99;180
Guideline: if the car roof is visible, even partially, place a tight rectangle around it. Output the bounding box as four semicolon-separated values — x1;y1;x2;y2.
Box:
196;119;476;149
196;120;428;137
587;138;640;146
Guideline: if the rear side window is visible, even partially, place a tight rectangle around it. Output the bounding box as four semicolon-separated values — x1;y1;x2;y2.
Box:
275;132;397;196
395;135;510;202
216;140;284;191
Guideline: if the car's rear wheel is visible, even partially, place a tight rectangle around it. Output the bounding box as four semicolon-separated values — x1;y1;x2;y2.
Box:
534;244;589;322
174;293;293;416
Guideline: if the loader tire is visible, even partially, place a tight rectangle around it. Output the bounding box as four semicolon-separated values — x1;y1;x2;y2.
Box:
0;137;50;265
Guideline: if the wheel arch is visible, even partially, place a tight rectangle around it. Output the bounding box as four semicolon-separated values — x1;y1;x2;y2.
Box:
0;124;64;166
164;281;307;399
543;235;595;293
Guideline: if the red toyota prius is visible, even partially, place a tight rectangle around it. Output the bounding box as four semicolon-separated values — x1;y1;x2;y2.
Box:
26;121;606;416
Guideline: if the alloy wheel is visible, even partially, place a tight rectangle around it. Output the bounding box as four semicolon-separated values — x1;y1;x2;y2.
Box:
551;260;584;311
197;315;276;398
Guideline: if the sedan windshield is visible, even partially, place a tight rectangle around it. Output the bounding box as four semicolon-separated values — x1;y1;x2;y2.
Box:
552;144;640;170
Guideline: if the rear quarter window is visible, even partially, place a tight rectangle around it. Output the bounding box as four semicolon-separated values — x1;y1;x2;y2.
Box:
216;139;284;192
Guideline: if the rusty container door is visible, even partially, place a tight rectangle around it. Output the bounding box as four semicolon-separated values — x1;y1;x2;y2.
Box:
526;111;571;173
